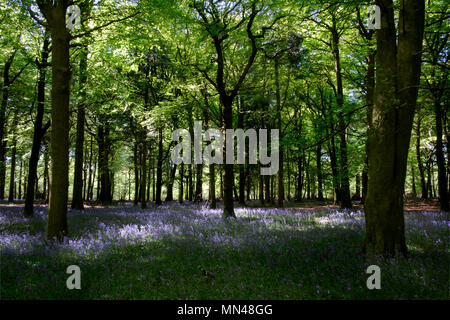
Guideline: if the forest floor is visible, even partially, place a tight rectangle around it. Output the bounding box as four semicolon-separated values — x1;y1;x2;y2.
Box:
0;200;448;300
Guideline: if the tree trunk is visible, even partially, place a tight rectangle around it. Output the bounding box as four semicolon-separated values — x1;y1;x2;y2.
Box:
364;0;425;256
426;160;432;199
71;46;88;210
98;124;112;205
270;175;275;204
44;145;49;203
141;141;147;208
264;174;270;203
23;36;50;216
71;42;89;209
8;123;17;203
203;103;216;208
316;142;323;201
195;163;202;202
238;167;246;204
220;166;223;200
416;116;427;199
331;19;351;209
296;154;303;201
433;99;449;211
328;138;340;204
155;127;163;205
166;164;176;201
209;163;216;208
355;173;361;199
133;141;139;205
362;50;376;203
147;157;151;202
411;165;416;197
275;58;284;208
259;164;265;204
179;163;184;204
306;152;311;200
152;163;155;201
42;2;72;240
90;155;96;201
87;135;93;201
18;159;23;199
0;50;19;201
246;164;250;201
238;102;246;205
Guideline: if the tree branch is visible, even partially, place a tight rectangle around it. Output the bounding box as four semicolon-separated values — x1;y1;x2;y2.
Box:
70;11;141;40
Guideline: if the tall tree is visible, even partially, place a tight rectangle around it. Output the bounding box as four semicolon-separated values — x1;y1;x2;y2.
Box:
1;49;28;200
422;6;449;212
36;1;72;240
8;115;18;202
23;34;51;216
193;1;287;218
364;0;425;256
71;0;93;210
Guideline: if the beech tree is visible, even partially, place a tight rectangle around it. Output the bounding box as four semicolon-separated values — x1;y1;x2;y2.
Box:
364;0;425;256
191;0;291;218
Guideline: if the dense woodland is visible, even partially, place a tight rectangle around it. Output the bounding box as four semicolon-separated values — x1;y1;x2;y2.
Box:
0;0;448;259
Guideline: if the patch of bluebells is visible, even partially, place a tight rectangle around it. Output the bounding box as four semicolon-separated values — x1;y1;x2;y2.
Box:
0;203;447;259
1;202;449;299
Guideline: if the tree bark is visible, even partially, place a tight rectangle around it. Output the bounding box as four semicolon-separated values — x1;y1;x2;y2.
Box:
71;46;88;210
364;0;425;256
147;156;151;202
209;163;216;208
222;97;236;217
155;127;163;205
18;159;23;199
44;144;49;203
259;164;265;204
426;159;432;199
415;116;427;199
166;164;176;202
40;2;72;240
411;165;416;197
195;163;202;202
355;173;361;199
328;138;340;204
246;164;250;201
23;36;50;216
275;58;284;208
98;123;112;204
296;155;303;201
331;18;351;209
295;113;303;202
433;92;449;211
306;152;311;200
362;50;376;203
133;141;139;205
141;141;147;208
238;101;246;205
178;162;184;204
316;142;323;201
0;51;17;200
86;135;93;201
8;118;17;203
